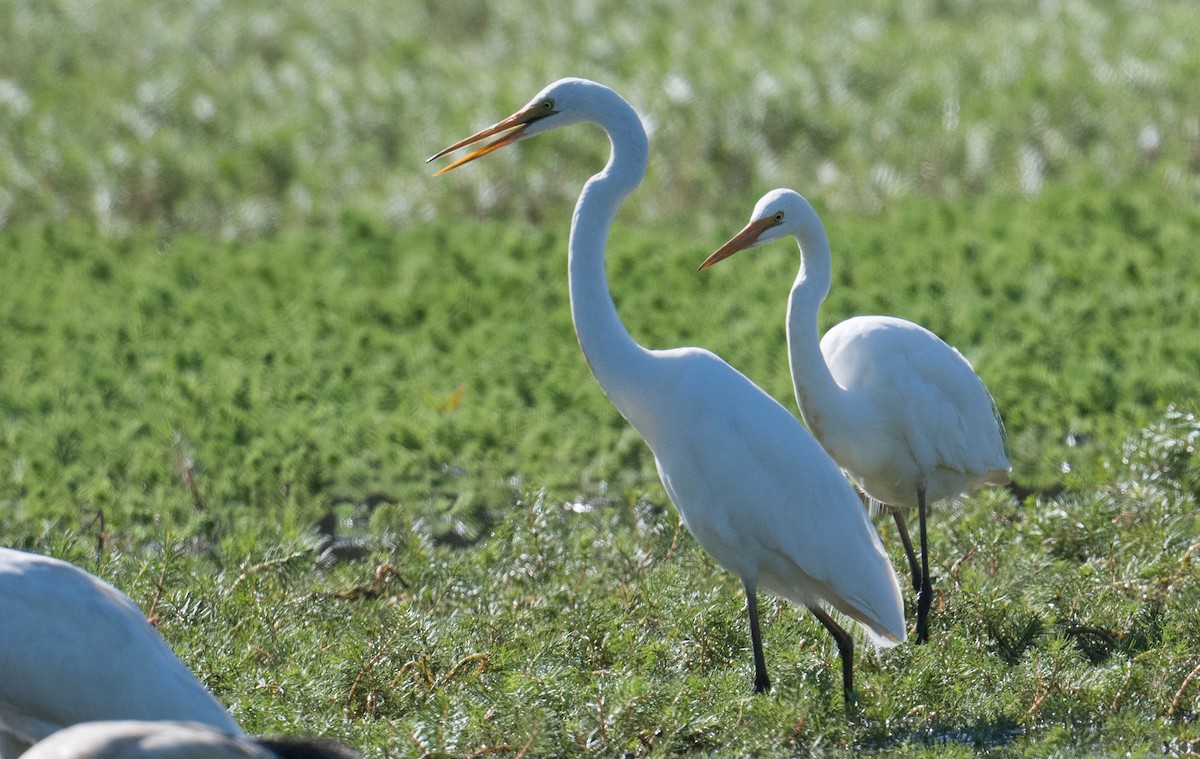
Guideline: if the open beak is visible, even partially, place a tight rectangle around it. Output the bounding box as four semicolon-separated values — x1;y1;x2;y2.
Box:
427;103;547;175
698;217;776;270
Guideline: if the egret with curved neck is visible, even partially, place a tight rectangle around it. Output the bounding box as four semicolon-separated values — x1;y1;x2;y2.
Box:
700;188;1011;643
431;80;904;700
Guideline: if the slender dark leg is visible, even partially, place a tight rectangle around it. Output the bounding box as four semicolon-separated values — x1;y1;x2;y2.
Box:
891;507;922;593
743;580;771;694
810;605;855;708
915;486;933;644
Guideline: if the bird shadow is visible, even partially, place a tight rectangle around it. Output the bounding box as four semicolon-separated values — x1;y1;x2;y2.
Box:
860;718;1024;752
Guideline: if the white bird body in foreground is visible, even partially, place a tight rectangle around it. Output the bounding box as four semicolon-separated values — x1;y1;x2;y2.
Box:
0;548;241;758
20;722;268;759
431;79;904;699
700;188;1011;642
21;721;359;759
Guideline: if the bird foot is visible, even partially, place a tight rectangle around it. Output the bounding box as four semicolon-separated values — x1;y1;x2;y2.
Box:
914;584;933;644
842;689;861;714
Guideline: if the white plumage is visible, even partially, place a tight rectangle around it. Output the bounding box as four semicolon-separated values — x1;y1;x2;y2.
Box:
0;548;240;758
701;188;1011;642
817;314;1009;508
20;722;268;759
431;80;904;699
21;721;358;759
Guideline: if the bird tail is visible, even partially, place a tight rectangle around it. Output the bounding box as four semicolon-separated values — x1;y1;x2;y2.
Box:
837;593;906;649
862;615;907;648
844;613;906;649
827;548;907;648
866;495;888;519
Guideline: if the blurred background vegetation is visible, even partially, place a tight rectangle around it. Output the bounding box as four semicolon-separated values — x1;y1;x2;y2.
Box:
3;2;1200;754
1;0;1197;237
3;0;1200;527
4;0;1200;508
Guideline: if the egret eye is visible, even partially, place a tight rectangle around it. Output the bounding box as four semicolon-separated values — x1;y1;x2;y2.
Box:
773;212;785;223
541;99;555;111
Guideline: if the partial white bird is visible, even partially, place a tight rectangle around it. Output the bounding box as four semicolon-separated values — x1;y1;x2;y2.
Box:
429;79;904;701
699;188;1011;643
0;548;241;758
21;721;358;759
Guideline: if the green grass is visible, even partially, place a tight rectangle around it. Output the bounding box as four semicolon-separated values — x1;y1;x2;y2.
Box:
3;0;1200;756
12;415;1200;756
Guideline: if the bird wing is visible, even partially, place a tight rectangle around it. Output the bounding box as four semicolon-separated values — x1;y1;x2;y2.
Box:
646;350;904;645
0;550;241;745
822;316;1010;482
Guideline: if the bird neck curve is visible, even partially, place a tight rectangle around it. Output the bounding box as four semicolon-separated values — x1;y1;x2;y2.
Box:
567;88;656;412
784;208;847;435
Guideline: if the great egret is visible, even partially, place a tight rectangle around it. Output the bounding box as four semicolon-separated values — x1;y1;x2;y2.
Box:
21;721;359;759
429;79;904;700
0;548;241;757
699;188;1011;643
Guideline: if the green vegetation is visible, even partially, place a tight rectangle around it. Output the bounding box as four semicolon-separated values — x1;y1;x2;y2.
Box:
2;0;1199;756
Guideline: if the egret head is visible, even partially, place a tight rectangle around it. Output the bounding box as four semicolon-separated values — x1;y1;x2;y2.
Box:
428;78;604;174
698;189;816;270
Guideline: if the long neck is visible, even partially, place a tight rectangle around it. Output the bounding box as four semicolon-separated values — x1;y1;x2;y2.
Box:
567;92;656;413
785;207;846;434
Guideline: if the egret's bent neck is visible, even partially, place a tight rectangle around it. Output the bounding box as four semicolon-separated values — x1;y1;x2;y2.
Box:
785;209;846;429
567;90;655;412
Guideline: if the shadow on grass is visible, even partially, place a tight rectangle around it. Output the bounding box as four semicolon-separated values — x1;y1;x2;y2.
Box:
862;718;1024;752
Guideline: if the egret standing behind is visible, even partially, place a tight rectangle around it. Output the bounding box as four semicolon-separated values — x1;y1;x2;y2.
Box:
700;188;1011;643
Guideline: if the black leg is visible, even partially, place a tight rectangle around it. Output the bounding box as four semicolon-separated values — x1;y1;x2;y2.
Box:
743;580;771;694
891;507;922;593
810;605;855;708
915;486;933;644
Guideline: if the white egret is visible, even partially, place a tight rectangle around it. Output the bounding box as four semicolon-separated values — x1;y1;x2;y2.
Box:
21;721;358;759
699;188;1011;643
0;548;241;757
429;79;904;700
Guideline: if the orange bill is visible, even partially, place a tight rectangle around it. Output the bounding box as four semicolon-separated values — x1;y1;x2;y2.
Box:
427;102;546;175
698;217;777;270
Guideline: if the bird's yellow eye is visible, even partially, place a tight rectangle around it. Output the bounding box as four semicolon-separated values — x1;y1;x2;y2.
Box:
773;212;785;223
541;99;555;111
